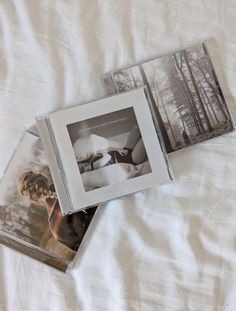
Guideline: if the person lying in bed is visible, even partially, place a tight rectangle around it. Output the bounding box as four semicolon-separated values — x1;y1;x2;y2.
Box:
18;171;96;251
77;126;147;174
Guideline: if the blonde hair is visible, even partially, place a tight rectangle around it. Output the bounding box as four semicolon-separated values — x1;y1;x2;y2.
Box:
18;171;50;203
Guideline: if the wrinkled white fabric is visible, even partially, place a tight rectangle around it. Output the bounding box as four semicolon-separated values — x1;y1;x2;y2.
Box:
1;1;236;310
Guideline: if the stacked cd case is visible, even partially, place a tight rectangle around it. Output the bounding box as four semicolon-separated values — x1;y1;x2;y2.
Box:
0;130;98;272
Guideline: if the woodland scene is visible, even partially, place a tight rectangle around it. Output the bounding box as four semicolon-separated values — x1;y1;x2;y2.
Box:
106;44;234;153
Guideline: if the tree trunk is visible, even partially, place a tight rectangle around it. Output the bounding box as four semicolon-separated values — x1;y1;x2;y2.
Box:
138;64;173;152
204;72;228;120
182;50;213;132
195;74;220;124
153;81;177;146
191;60;229;120
177;104;187;132
194;73;218;125
198;82;216;126
172;54;204;135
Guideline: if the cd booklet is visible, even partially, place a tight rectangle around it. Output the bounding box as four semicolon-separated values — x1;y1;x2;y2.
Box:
101;42;235;153
37;87;173;215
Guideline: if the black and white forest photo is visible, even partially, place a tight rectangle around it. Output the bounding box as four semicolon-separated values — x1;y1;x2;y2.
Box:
103;43;234;153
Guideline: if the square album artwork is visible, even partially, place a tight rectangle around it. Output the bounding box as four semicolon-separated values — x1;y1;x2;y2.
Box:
37;87;173;215
0;132;98;271
102;42;235;153
67;107;152;192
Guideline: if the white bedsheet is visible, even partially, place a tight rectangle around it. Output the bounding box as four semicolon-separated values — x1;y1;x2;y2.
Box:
1;1;236;310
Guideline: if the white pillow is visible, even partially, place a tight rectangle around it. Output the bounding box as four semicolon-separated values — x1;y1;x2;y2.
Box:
73;134;122;162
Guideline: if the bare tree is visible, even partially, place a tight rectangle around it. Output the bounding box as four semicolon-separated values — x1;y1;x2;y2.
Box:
150;66;177;146
189;56;229;120
172;53;205;134
138;64;173;152
182;50;213;132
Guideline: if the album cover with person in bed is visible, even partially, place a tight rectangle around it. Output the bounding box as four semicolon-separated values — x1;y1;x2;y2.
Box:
37;87;173;215
0;131;98;272
102;42;235;153
67;107;151;192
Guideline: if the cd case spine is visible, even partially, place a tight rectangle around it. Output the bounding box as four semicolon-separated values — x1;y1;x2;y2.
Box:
0;231;70;272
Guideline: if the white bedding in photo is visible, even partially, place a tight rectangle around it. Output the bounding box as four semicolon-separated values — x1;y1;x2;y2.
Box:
81;162;148;191
1;1;236;310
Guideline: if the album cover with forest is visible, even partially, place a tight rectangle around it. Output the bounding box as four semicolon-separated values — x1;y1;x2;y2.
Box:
102;43;234;153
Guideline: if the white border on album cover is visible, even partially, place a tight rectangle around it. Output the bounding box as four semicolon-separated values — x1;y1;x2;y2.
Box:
49;88;171;212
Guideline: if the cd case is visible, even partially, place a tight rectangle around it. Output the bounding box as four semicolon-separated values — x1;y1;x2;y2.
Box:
101;42;235;153
36;87;174;215
0;130;98;272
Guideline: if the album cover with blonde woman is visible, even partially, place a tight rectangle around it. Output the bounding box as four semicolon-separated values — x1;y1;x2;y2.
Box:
0;131;98;272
